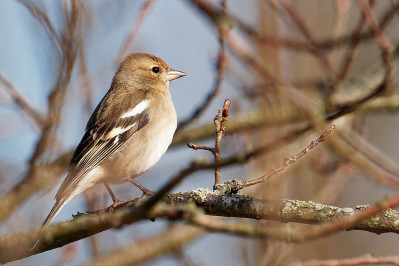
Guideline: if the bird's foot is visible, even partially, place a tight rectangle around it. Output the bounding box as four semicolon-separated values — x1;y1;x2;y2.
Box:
137;189;155;201
126;178;155;196
106;199;126;212
142;189;155;196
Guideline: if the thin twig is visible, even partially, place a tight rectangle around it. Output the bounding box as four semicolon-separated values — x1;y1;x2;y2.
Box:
187;143;215;154
187;99;231;188
213;99;230;187
243;125;335;187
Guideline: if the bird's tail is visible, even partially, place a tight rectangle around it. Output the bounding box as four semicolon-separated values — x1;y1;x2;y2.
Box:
30;198;69;251
42;198;68;227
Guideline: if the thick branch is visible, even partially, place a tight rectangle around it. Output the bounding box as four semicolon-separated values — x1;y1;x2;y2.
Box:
2;189;399;263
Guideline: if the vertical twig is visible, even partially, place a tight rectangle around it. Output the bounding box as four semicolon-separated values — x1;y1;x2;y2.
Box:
187;99;231;189
213;99;230;187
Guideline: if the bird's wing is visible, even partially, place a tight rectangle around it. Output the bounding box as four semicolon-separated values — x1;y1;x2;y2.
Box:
55;90;150;200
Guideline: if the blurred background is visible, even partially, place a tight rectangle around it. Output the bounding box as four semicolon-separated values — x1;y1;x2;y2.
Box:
1;0;399;265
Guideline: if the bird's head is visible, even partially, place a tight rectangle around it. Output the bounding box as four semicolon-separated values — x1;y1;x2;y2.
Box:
114;53;186;91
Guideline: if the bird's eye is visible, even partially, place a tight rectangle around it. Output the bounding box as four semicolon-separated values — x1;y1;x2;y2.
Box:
152;67;159;73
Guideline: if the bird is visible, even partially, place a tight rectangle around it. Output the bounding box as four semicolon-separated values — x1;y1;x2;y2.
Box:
43;53;186;226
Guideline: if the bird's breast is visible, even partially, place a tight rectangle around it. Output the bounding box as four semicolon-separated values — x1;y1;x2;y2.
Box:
101;95;177;183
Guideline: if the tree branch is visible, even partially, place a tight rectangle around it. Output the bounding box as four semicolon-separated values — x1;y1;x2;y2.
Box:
2;188;399;263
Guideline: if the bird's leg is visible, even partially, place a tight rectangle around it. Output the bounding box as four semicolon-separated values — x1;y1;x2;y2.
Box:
126;178;156;222
126;177;155;196
104;183;125;211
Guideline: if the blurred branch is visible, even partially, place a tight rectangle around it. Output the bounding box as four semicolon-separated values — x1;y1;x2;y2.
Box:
337;1;370;81
329;127;399;188
78;28;94;118
117;0;157;63
176;41;399;162
311;163;353;204
360;95;399;112
284;79;399;187
17;0;63;54
338;126;399;179
191;0;399;53
0;152;70;224
0;71;46;128
91;225;203;266
281;78;399;188
358;0;394;96
292;254;399;266
274;0;337;81
259;1;399;52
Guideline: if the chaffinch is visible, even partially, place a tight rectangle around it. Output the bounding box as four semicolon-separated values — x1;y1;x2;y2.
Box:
43;53;186;226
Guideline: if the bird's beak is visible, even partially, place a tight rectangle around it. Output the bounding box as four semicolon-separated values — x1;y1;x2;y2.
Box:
167;69;186;81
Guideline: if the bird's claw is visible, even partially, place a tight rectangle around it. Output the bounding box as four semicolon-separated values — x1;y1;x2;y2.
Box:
106;199;126;212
